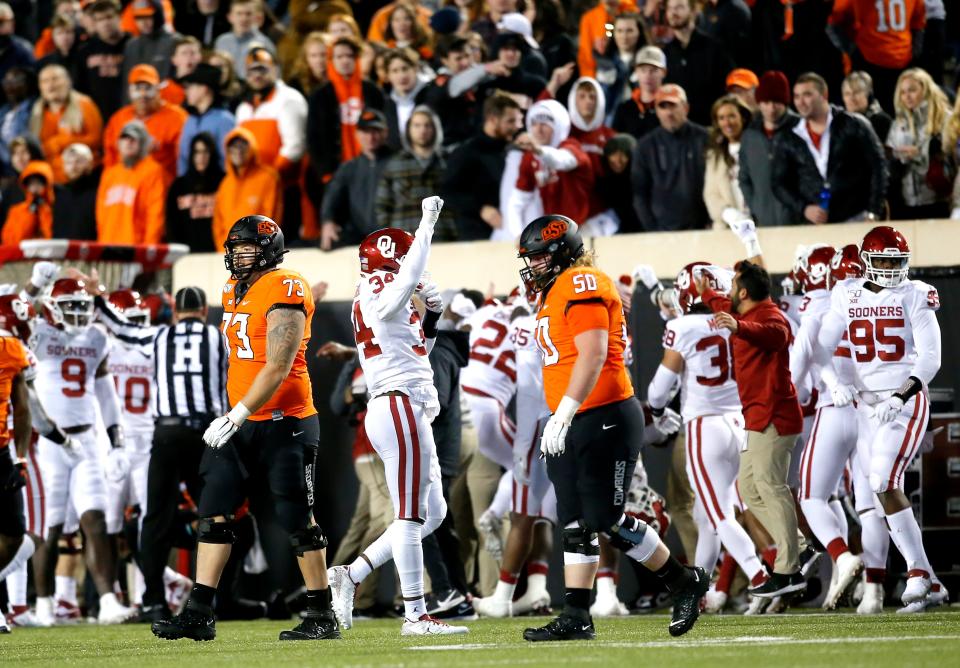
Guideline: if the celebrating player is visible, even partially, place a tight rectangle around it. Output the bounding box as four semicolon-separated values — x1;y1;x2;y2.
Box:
517;215;707;641
815;226;945;612
328;197;469;637
153;215;338;642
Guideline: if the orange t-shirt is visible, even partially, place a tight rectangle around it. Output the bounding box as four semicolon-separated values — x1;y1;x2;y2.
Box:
221;268;316;421
535;265;634;413
0;337;30;445
830;0;925;70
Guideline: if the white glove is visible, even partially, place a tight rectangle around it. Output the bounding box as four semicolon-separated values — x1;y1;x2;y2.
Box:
540;414;570;457
652;407;681;437
60;436;83;466
203;403;250;449
0;283;18;296
723;211;762;257
829;384;857;408
951;207;960;221
30;261;60;290
631;264;660;291
420;196;444;232
105;447;130;483
874;395;904;425
417;281;444;313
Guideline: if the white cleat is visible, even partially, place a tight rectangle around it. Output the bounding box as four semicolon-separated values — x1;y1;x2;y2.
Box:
34;597;56;627
704;589;728;614
474;596;512;618
744;595;770;615
901;574;932;605
328;565;357;630
511;590;551;615
401;614;469;636
857;582;884;614
476;510;503;562
0;614;9;633
8;607;49;628
165;573;193;615
590;595;629;617
97;593;135;625
823;552;864;610
898;582;949;614
765;596;788;614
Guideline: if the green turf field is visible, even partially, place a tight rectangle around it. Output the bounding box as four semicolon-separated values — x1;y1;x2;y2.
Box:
3;610;960;667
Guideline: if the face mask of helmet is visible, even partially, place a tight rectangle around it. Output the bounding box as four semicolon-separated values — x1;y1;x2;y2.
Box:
225;243;261;281
519;252;558;292
58;297;93;334
862;252;909;288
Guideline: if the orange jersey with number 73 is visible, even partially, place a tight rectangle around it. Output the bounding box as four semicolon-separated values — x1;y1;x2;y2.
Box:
221;268;316;421
535;265;634;413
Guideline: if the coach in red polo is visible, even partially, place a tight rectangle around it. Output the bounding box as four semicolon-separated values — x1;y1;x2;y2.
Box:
697;260;805;599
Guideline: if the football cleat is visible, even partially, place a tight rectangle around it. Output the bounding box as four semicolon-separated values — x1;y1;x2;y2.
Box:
401;614;469;636
901;574;932;605
476;510;504;561
152;600;216;641
823;552;863;610
278;609;341;640
589;595;629;618
56;599;83;624
744;596;770;615
512;589;551;616
34;597;56;627
765;596;789;614
748;571;806;599
523;612;595;642
475;596;512;618
0;615;9;634
669;566;709;637
897;582;949;614
426;589;465;616
432;600;478;621
327;565;357;630
98;593;136;625
8;605;51;628
857;582;884;614
798;546;823;578
703;589;728;614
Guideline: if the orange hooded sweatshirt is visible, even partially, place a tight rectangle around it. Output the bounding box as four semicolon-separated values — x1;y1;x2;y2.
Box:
577;0;638;78
31;92;104;184
1;161;55;246
212;127;282;250
103;101;187;187
96;155;166;245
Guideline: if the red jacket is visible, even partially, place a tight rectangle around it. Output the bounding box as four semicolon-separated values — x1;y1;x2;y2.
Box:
703;288;803;435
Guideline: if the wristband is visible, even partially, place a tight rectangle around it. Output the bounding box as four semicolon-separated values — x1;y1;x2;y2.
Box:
15;457;27;466
228;402;252;425
744;238;762;258
106;424;124;449
423;309;441;338
554;395;581;425
893;376;923;403
650;405;664;417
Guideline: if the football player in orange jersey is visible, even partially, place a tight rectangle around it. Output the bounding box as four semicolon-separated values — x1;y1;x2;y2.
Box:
517;215;708;641
153;216;339;643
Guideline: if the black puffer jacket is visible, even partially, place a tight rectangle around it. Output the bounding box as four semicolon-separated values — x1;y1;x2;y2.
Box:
771;105;888;223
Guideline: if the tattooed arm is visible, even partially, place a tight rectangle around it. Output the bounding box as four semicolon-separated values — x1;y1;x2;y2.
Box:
234;306;307;414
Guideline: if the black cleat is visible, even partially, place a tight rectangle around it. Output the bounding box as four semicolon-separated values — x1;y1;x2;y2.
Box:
151;601;216;641
279;609;341;640
799;546;824;577
136;604;172;624
748;571;807;599
523;612;595;642
669;566;709;637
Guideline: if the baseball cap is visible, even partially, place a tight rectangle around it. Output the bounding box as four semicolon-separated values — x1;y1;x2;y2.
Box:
128;64;159;86
245;46;276;70
132;0;155;16
635;45;667;70
357;108;387;131
497;12;538;49
654;84;687;106
726;68;759;91
175;286;207;311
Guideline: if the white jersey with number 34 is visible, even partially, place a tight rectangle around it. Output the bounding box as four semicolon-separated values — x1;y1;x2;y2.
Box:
662;313;741;423
460;304;517;407
30;320;109;429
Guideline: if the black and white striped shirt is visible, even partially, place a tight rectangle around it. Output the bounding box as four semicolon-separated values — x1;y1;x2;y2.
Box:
95;297;228;419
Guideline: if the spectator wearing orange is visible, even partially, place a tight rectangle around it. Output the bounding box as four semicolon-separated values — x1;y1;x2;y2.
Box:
726;68;758;111
160;36;204;106
829;0;926;113
103;64;187;186
35;0;83;60
120;0;174;35
36;15;82;73
30;64;104;184
367;0;432;45
1;160;55;245
212;126;281;248
122;0;178;88
96;120;166;244
577;0;637;79
377;2;434;61
235;47;308;178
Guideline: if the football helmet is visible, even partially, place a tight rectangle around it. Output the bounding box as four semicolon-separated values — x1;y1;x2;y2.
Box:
781;269;800;296
224;215;287;281
827;244;865;288
0;294;34;341
142;291;173;325
42;278;94;335
517;214;585;292
860;225;910;287
359;227;415;274
672;262;732;314
108;289;150;326
799;245;836;292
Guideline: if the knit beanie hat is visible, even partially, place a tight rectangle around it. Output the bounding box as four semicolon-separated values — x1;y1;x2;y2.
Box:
604;133;637;159
756;71;791;105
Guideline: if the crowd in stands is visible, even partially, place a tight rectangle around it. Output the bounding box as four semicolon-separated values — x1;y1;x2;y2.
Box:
0;0;958;252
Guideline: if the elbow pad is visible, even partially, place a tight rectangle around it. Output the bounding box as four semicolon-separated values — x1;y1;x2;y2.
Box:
647;364;680;411
423;310;441;339
95;374;122;431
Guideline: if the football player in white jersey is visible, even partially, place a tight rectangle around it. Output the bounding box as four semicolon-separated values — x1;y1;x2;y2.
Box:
28;277;134;624
815;226;945;613
791;245;866;610
328;197;468;637
647;263;768;599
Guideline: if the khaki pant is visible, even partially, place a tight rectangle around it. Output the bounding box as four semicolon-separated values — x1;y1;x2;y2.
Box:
666;432;699;561
740;425;800;574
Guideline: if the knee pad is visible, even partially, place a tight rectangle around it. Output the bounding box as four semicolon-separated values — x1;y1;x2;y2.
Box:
197;518;236;545
606;515;660;563
562;521;599;564
290;524;328;556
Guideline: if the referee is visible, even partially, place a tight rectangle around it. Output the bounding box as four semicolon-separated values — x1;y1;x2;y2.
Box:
92;285;227;623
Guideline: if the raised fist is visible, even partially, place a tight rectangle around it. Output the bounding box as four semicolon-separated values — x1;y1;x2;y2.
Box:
30;261;59;290
422;196;444;213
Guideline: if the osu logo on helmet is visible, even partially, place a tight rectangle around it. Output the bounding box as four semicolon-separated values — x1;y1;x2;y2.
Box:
541;220;568;241
258;220;277;235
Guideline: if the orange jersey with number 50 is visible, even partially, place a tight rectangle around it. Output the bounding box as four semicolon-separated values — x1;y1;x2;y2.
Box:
221;268;316;421
535;265;634;413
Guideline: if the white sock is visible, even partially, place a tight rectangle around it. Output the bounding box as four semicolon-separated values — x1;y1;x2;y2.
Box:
596;575;617;600
0;536;34;581
392;520;426;620
162;567;182;585
886;507;932;574
829;499;849;543
526;573;548;598
349;523;396;584
7;561;28;607
859;508;889;570
716;517;765;582
492;579;516;603
694;527;721;574
800;497;843;549
488;471;512;518
55;575;77;605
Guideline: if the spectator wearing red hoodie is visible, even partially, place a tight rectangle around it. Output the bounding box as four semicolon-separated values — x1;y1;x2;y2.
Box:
567;76;614;228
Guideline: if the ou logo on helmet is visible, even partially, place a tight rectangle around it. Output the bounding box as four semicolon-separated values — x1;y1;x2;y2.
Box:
377;235;397;258
807;261;827;286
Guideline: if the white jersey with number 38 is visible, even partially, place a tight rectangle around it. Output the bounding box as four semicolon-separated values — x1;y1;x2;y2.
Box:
460;304;517;407
662;313;741;423
30;320;109;429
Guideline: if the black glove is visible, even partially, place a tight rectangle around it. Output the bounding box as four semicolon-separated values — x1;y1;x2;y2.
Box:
4;461;27;491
